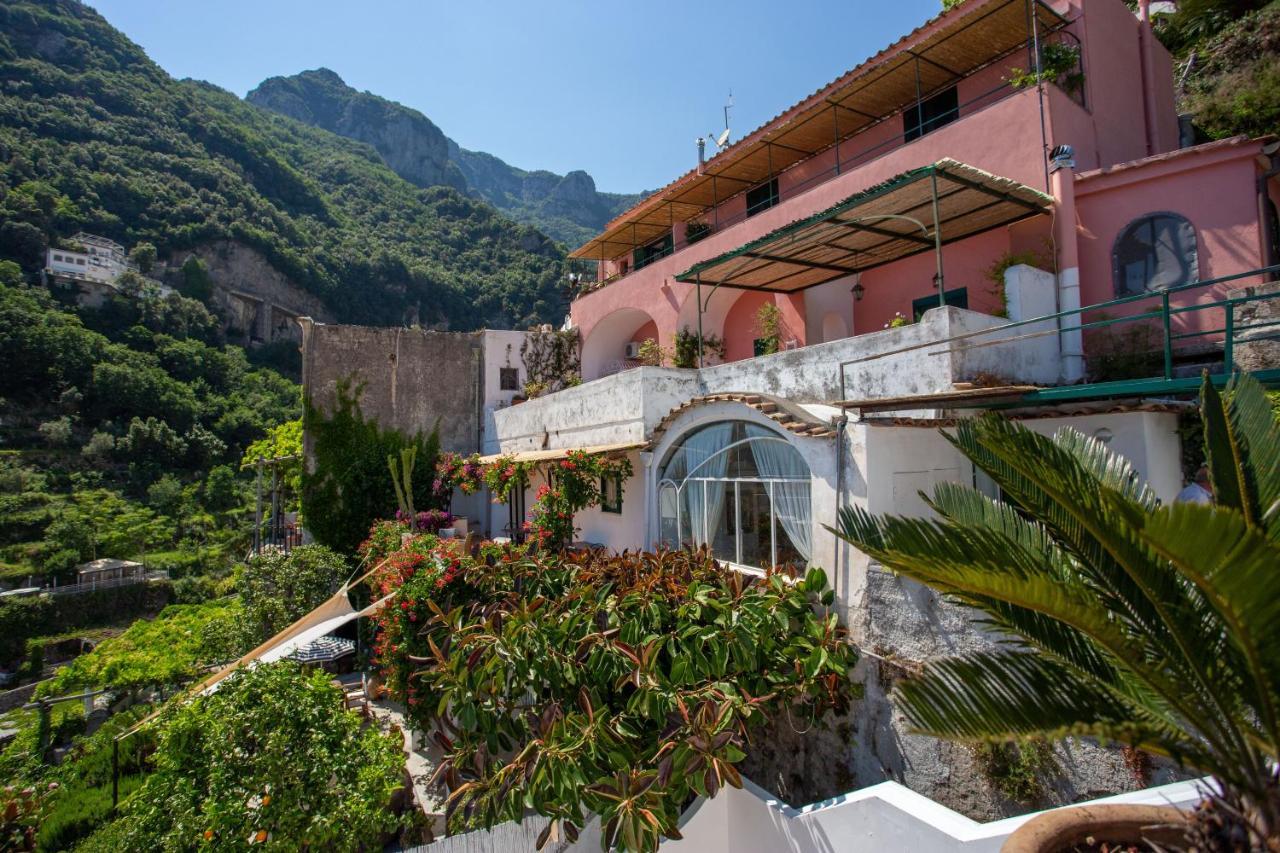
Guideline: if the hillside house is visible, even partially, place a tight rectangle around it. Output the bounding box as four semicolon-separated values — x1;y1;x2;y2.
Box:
299;0;1280;824
478;0;1280;815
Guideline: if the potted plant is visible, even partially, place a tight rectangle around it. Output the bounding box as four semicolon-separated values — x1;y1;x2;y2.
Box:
685;218;712;244
833;373;1280;851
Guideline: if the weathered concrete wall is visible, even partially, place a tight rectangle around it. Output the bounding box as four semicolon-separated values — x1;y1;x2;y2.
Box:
300;321;482;453
492;367;700;452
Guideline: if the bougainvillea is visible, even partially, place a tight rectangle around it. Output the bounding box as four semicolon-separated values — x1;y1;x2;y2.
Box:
435;452;485;502
362;534;857;852
526;451;633;548
481;456;532;503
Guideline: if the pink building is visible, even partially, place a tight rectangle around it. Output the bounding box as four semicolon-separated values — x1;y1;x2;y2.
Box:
567;0;1279;383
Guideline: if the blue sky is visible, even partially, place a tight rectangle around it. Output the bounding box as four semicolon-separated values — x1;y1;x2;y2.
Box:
91;0;942;194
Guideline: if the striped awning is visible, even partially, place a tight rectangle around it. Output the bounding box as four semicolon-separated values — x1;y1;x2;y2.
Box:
288;635;356;664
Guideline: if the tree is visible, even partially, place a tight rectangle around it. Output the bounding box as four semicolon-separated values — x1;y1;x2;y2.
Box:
177;255;213;302
37;416;73;447
85;662;405;850
832;373;1280;848
202;465;239;512
239;545;347;643
127;242;156;274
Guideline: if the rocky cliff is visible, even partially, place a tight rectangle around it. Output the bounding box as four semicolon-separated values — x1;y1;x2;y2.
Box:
248;69;640;247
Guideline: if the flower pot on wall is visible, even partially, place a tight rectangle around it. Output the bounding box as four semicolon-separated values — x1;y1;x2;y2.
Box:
1001;804;1188;853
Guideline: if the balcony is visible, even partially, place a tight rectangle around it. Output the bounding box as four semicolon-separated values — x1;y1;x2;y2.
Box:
571;0;1078;299
494;302;1061;453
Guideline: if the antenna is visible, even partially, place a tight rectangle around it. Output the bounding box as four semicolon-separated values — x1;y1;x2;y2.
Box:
707;91;734;152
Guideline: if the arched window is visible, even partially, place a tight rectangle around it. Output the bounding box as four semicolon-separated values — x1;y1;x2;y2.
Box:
1112;213;1198;296
657;421;811;571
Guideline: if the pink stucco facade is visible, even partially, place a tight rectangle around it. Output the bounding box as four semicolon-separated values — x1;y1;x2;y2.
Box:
569;0;1276;382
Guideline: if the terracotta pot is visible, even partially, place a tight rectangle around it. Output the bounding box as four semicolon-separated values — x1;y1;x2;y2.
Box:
1002;804;1189;852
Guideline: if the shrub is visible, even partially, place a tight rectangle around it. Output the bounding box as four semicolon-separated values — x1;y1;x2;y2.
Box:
239;544;347;643
369;539;857;850
89;662;405;850
37;417;73;447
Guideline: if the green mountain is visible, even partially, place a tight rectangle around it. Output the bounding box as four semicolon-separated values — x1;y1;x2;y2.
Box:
246;68;642;248
0;0;570;329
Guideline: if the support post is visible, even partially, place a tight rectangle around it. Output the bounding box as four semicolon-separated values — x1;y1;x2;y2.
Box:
1162;291;1173;379
832;105;841;175
696;273;705;369
930;170;945;306
254;457;263;554
1224;302;1235;372
270;462;280;549
112;738;119;810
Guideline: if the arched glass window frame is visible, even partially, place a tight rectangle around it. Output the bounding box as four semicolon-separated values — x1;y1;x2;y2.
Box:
657;421;810;572
1111;211;1200;297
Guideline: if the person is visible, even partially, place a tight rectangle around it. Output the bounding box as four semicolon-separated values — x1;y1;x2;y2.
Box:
1175;464;1213;504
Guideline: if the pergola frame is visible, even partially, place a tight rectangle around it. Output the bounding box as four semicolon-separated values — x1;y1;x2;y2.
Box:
674;159;1052;366
570;0;1068;264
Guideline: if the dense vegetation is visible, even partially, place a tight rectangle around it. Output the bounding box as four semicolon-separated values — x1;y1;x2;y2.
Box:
362;530;857;851
0;268;299;599
1154;0;1280;141
0;0;571;329
82;662;407;851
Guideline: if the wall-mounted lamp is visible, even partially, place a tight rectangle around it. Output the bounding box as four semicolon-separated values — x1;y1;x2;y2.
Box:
851;282;865;302
1092;426;1114;445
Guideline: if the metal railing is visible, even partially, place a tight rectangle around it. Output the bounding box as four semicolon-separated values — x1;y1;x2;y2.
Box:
45;571;169;596
837;264;1280;403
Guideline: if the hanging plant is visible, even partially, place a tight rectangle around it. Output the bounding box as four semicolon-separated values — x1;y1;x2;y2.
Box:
525;451;633;549
482;456;533;503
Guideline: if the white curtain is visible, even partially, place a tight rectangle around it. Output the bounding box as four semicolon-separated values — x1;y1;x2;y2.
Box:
681;423;733;548
749;439;812;564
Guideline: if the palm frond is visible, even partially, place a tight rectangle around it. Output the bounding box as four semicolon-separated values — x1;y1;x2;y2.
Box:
1141;501;1280;757
896;651;1210;767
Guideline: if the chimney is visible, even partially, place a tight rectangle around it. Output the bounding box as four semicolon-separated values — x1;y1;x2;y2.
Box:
696;137;706;175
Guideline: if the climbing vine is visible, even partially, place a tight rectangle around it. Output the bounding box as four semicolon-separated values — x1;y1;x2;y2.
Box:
302;378;442;554
521;326;581;397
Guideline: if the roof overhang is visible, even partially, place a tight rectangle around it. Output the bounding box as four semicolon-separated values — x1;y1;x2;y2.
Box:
674;159;1052;293
570;0;1067;261
477;441;644;465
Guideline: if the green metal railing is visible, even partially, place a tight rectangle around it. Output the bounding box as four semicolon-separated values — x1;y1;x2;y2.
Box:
838;264;1280;404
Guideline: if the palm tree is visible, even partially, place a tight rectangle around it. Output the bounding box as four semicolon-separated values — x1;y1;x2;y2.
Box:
832;373;1280;846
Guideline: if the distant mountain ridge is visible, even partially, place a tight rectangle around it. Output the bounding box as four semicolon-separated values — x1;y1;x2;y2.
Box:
247;69;641;247
0;1;569;331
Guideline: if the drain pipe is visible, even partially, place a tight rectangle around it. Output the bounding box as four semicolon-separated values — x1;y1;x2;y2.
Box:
1137;0;1159;157
1258;142;1280;281
1049;145;1084;383
832;413;848;602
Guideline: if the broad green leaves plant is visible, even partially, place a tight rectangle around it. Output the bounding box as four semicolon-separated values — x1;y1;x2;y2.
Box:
832;373;1280;845
369;539;856;851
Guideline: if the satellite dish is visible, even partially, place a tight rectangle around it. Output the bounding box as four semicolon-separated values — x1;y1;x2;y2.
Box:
716;128;731;148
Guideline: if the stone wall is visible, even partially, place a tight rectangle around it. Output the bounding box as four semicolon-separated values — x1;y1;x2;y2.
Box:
300;321;483;453
1234;281;1280;373
155;240;334;343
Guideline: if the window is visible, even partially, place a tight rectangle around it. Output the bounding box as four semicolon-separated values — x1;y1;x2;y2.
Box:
911;287;968;321
52;254;62;262
499;367;520;391
600;474;623;514
76;258;85;265
1112;213;1199;295
658;420;811;571
903;86;959;142
633;232;674;271
745;178;779;217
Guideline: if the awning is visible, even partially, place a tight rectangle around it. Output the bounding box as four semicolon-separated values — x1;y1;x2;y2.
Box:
570;0;1067;261
478;441;645;465
675;159;1051;293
